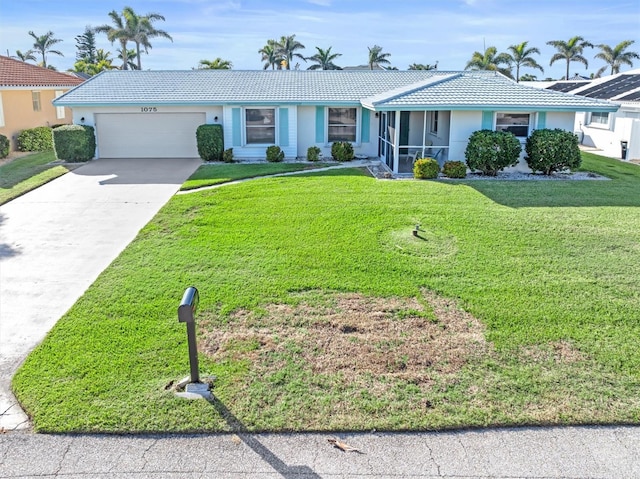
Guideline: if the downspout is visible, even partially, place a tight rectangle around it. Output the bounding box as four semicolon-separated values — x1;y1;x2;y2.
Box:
422;110;428;158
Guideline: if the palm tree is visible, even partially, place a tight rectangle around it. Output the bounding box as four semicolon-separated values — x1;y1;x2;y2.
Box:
465;46;512;78
547;35;593;80
198;58;232;69
519;73;538;81
259;39;281;70
96;10;133;70
28;30;63;69
70;50;115;76
123;6;172;70
117;48;138;70
594;40;639;77
505;41;544;82
306;46;342;70
408;62;438;70
277;35;305;70
12;49;37;62
367;45;391;70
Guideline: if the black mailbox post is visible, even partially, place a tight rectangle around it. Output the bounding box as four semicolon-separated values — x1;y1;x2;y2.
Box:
178;286;200;383
621;141;629;160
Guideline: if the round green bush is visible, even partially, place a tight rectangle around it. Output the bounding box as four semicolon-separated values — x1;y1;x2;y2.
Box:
413;157;440;179
307;146;321;162
0;134;10;159
17;126;53;151
331;141;354;161
196;124;224;161
525;128;581;175
442;161;467;178
266;145;284;162
465;129;521;176
52;125;95;162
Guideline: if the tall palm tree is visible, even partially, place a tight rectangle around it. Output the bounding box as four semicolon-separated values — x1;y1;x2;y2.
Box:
28;30;63;69
198;58;232;69
465;46;512;78
123;6;172;70
117;48;138;70
367;45;391;70
277;35;305;70
547;35;593;80
12;49;37;62
306;46;342;70
259;39;281;70
96;10;133;70
594;40;639;77
505;41;544;82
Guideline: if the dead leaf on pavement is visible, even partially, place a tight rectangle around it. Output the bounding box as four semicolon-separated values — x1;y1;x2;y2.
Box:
327;437;362;453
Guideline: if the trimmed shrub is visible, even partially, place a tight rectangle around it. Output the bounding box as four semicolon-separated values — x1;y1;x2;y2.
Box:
196;124;224;161
0;134;10;159
465;129;521;176
442;160;467;178
413;157;440;179
266;145;284;162
331;141;354;162
52;125;95;162
17;126;53;151
223;148;234;163
307;145;321;162
525;128;581;175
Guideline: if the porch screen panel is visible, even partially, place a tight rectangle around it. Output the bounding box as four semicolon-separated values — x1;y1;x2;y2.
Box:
361;109;370;143
279;108;289;147
481;111;494;130
232;108;242;146
315;106;325;143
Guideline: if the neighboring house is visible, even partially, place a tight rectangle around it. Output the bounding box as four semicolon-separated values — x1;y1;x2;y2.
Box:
54;70;617;174
528;69;640;161
0;55;85;151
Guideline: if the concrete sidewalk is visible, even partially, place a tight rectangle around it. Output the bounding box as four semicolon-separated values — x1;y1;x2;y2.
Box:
1;426;639;478
0;157;201;430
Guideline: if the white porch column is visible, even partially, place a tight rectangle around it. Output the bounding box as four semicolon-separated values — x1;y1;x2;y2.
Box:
392;110;400;174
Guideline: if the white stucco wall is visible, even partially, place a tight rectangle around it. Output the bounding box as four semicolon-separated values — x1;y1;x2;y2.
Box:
575;105;640;160
449;110;482;161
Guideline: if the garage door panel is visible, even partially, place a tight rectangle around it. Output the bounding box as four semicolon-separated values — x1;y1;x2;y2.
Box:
97;113;205;158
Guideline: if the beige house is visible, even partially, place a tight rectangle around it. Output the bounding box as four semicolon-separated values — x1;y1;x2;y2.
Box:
0;55;84;151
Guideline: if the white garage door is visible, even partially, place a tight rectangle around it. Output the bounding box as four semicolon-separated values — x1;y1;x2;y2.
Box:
96;113;205;158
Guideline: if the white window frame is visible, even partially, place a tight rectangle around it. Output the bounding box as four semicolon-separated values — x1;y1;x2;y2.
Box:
326;107;360;144
244;107;277;146
32;91;41;112
429;111;439;135
55;90;65;119
495;112;531;138
0;93;5;128
588;111;610;128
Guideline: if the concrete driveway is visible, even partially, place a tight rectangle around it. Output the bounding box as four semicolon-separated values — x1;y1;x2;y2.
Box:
0;157;201;430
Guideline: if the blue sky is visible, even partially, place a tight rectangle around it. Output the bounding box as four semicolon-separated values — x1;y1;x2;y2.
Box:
1;0;638;79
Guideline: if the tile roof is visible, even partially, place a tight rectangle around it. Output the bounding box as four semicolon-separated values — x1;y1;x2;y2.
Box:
53;69;617;112
0;55;85;88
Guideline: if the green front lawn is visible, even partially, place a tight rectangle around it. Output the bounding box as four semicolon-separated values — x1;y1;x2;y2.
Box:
13;152;640;432
0;151;75;205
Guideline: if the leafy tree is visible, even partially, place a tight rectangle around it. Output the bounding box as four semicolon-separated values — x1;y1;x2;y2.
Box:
28;30;63;69
259;39;281;70
367;45;391;70
408;62;438;70
75;26;97;63
594;40;639;77
12;50;36;62
277;35;306;70
70;49;114;75
198;58;232;69
96;10;133;70
505;41;544;82
306;46;342;70
123;6;172;70
547;35;593;80
464;46;512;78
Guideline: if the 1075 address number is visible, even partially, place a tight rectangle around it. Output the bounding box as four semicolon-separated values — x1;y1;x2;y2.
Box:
140;107;158;112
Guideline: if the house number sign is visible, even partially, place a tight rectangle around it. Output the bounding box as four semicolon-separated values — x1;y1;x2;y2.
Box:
140;107;158;112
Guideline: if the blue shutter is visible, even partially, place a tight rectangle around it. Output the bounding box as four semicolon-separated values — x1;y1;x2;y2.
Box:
315;106;325;143
279;108;289;147
232;108;241;146
361;109;370;143
537;112;547;129
481;111;494;130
